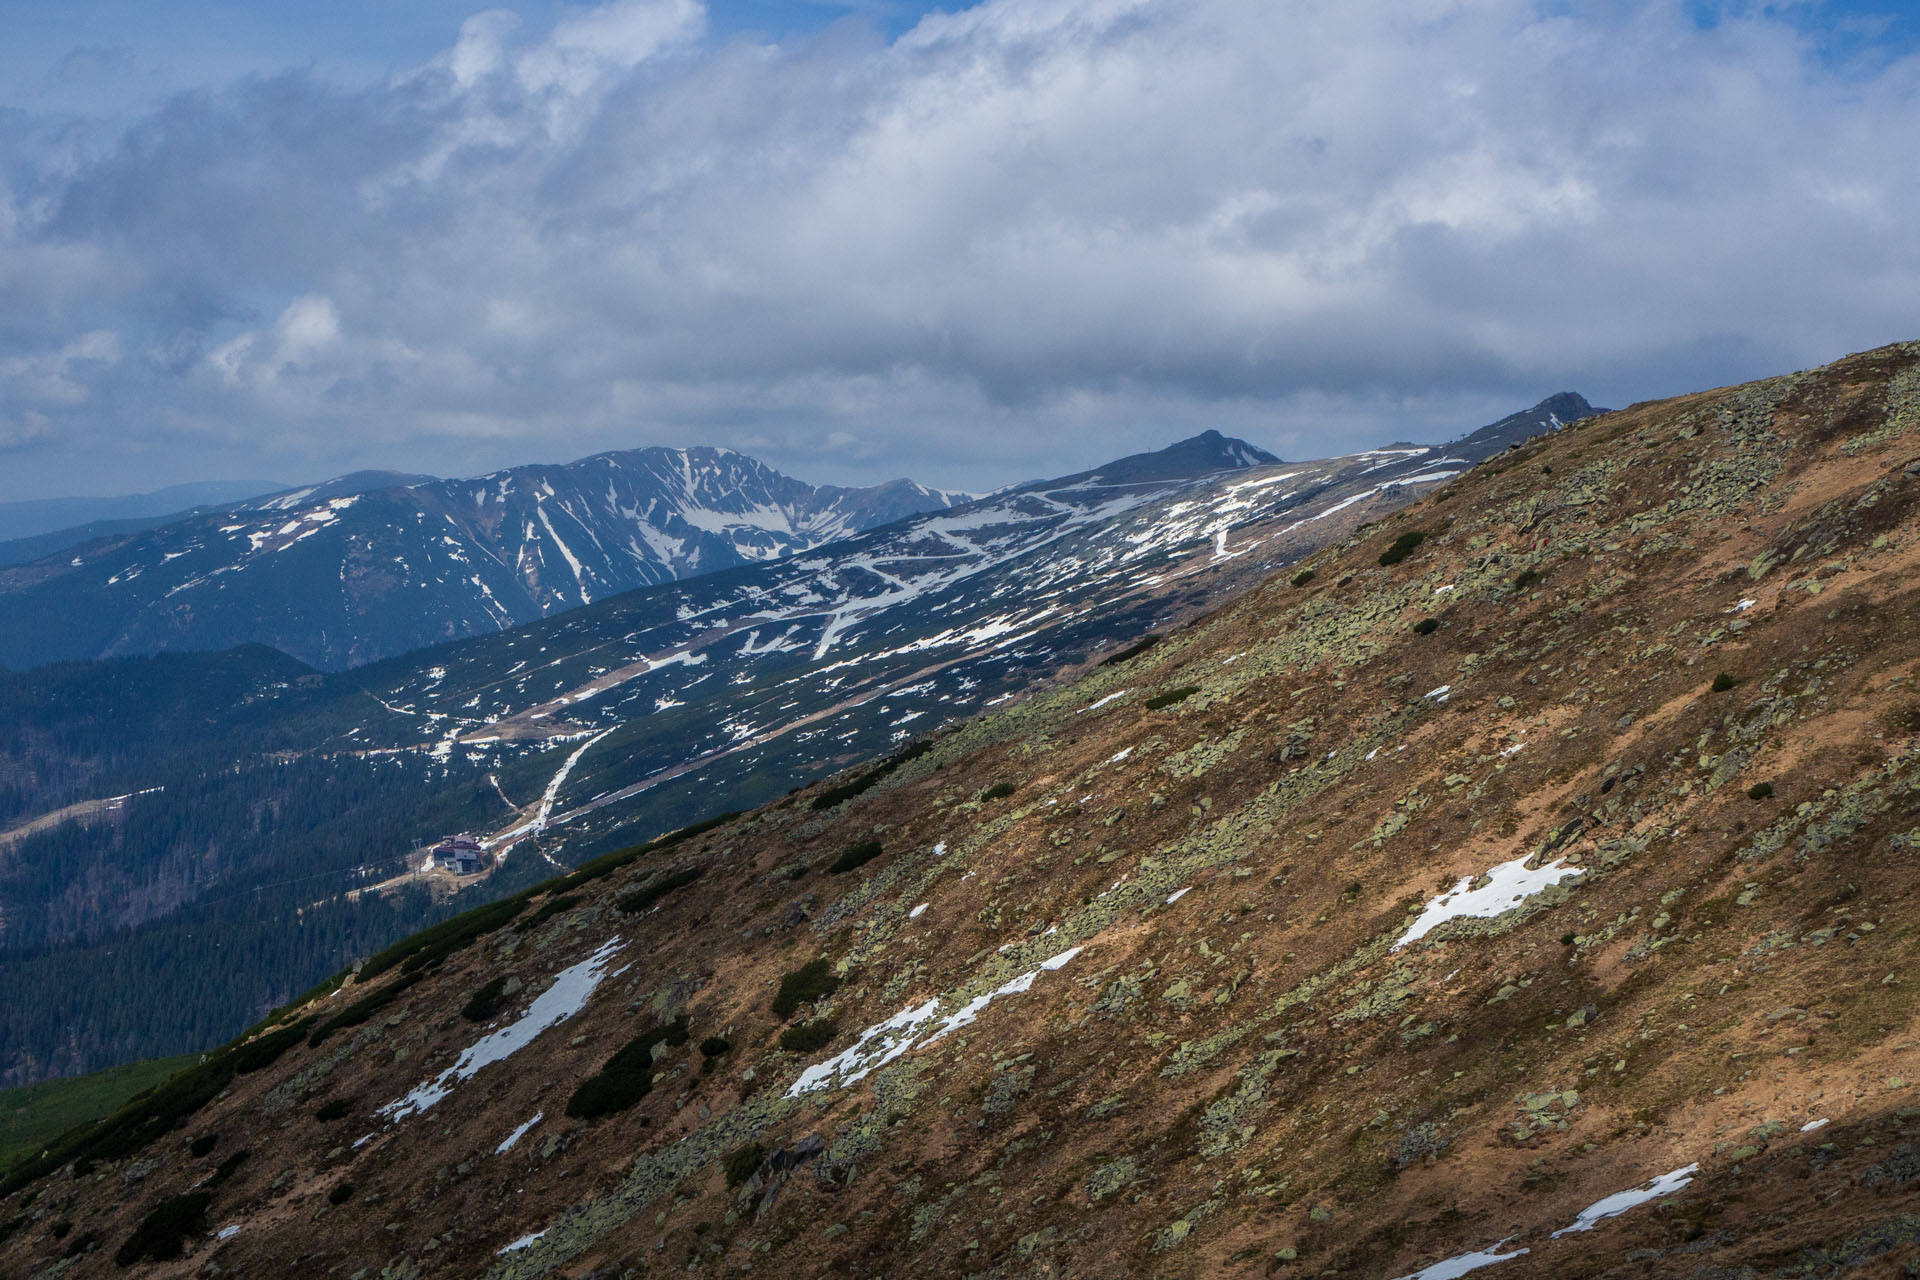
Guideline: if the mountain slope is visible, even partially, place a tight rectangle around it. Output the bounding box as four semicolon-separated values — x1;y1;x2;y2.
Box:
4;347;1918;1277
0;448;971;671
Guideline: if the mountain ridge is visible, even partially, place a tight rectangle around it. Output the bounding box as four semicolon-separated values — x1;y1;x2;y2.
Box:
0;446;976;672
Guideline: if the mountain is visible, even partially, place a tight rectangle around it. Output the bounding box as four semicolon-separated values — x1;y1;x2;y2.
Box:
0;473;431;569
1449;390;1606;455
0;421;1493;1085
3;342;1915;1278
0;481;287;543
0;449;971;672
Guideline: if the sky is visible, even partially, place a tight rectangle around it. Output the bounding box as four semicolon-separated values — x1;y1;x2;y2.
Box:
0;0;1917;501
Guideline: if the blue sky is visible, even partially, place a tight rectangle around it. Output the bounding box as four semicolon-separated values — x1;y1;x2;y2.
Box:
0;0;1917;500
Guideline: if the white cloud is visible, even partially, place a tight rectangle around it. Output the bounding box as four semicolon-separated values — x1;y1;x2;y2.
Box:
1;0;1918;495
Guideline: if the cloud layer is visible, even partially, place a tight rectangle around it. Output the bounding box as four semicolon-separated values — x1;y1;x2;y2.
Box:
2;0;1917;497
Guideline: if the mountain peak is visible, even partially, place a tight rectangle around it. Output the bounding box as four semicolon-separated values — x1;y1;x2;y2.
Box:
1040;430;1281;490
1448;391;1608;459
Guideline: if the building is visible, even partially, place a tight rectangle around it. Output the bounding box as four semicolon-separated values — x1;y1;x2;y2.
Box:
432;835;491;875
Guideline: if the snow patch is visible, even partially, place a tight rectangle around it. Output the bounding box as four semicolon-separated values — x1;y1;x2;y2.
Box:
1165;887;1191;905
789;947;1085;1095
909;903;928;918
1390;1240;1529;1279
497;1229;548;1255
1551;1164;1699;1237
1395;856;1583;949
496;1111;543;1153
379;938;628;1122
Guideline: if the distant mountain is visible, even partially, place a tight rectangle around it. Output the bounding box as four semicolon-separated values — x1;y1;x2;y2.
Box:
0;449;971;672
1448;391;1605;455
0;473;429;569
0;480;287;542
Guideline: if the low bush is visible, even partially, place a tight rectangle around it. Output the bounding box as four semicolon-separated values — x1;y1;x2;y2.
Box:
513;893;582;933
1710;672;1737;693
359;896;528;981
308;972;423;1046
617;866;702;914
771;959;840;1019
1290;569;1316;587
1144;686;1199;711
724;1143;766;1188
698;1036;731;1058
1747;781;1775;800
114;1192;211;1266
230;1019;312;1074
208;1149;249;1187
809;740;936;810
314;1098;351;1122
1410;618;1439;635
1512;568;1542;591
778;1019;837;1054
978;781;1016;802
1377;529;1427;566
188;1133;217;1158
826;841;883;875
327;1182;355;1205
564;1018;689;1119
461;976;510;1023
1099;635;1162;667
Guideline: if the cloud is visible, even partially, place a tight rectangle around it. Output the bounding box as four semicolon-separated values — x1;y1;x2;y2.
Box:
0;0;1917;496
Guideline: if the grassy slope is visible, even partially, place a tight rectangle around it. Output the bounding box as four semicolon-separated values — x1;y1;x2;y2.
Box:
0;1055;198;1167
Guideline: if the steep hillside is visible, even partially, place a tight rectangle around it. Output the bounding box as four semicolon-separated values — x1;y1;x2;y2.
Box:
20;351;1911;1279
0;449;970;672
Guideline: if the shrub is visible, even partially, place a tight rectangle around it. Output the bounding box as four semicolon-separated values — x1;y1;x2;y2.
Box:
514;893;582;933
208;1149;250;1187
616;866;702;914
1290;569;1316;587
358;896;527;981
189;1133;217;1158
1377;529;1427;566
309;971;423;1046
114;1192;211;1265
826;841;883;875
1511;568;1542;591
1144;686;1199;711
314;1099;351;1123
978;781;1016;802
724;1143;766;1188
1410;618;1439;635
564;1018;689;1119
779;1019;837;1054
1710;672;1737;693
771;960;840;1019
461;976;510;1023
230;1018;313;1073
327;1182;355;1205
1099;635;1161;667
1747;782;1775;800
698;1036;731;1058
809;740;936;810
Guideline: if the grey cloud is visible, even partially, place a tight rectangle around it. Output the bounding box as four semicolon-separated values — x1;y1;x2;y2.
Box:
1;0;1917;498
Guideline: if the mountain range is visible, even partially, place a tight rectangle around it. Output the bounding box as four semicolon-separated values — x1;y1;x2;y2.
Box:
0;449;973;671
0;344;1913;1278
